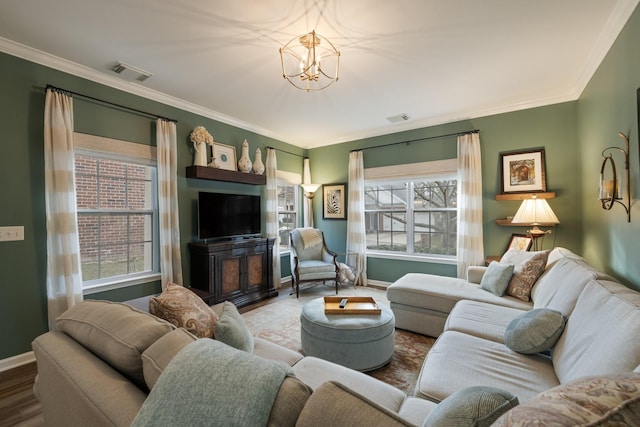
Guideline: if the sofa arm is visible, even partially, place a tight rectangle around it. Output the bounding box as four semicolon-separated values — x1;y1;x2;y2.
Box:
295;381;414;427
467;266;488;284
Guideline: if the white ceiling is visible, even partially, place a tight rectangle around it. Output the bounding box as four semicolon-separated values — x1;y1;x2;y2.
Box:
0;0;638;148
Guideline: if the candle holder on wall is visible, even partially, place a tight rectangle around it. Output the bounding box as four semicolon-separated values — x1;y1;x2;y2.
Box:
599;132;631;222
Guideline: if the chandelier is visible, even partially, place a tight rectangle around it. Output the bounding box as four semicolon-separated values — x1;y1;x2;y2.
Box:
279;30;340;92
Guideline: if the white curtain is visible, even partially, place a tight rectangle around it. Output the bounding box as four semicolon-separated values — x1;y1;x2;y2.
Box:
456;132;484;278
346;150;367;286
303;158;313;228
44;88;83;330
157;119;183;288
266;148;281;289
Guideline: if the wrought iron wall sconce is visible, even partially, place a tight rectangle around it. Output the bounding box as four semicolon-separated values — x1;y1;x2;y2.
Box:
599;132;631;222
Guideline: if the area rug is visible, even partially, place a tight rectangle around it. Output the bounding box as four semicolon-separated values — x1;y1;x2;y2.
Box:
241;285;435;394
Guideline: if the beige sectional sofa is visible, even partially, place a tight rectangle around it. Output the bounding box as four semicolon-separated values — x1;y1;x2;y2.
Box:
32;246;640;426
387;247;640;405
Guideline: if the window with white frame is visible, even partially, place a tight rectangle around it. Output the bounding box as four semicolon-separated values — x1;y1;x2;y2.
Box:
74;133;160;291
276;170;301;251
364;159;458;259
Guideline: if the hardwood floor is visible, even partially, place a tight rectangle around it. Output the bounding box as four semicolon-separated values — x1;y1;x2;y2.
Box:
0;362;43;427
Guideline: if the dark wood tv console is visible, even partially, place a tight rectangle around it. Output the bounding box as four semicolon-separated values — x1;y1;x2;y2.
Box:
189;237;278;308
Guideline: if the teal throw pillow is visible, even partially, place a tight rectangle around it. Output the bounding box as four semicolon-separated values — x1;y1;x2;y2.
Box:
504;308;566;354
480;261;515;296
423;386;519;427
214;301;254;353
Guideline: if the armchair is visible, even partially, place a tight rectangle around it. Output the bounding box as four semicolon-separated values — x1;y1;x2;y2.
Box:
289;228;339;298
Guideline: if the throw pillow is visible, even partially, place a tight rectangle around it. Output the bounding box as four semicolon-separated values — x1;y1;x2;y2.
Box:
500;250;550;302
214;301;254;352
149;282;218;339
423;386;519;427
504;308;566;354
480;261;515;296
492;373;640;426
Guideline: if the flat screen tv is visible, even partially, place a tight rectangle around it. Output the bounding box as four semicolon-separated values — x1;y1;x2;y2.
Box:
198;192;261;240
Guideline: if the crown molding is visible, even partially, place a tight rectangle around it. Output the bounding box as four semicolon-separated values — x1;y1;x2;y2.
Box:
0;36;283;142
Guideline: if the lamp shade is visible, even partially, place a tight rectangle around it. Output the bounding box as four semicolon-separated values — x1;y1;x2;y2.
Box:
511;197;559;225
301;183;321;194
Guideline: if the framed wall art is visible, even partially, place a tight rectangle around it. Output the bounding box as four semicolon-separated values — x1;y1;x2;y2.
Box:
500;148;546;194
323;183;346;219
212;143;237;171
505;233;533;252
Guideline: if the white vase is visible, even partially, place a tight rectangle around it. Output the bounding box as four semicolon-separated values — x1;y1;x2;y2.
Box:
193;141;208;166
238;140;252;173
252;147;265;175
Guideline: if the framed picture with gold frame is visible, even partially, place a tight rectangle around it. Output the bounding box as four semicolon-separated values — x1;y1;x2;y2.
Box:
212;143;237;171
506;233;533;252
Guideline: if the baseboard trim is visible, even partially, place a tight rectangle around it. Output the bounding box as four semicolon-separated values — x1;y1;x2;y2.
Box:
0;351;35;372
366;279;391;289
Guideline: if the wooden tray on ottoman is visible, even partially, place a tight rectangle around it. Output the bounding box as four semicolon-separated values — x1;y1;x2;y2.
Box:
323;296;381;315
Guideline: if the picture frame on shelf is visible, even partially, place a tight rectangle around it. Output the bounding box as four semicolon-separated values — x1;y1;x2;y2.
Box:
323;183;346;219
500;148;546;194
506;233;533;252
212;143;237;171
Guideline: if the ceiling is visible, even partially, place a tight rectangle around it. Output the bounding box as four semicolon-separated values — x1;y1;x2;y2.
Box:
1;0;638;148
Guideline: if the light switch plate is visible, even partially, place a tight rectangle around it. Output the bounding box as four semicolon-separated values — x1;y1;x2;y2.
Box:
0;226;24;241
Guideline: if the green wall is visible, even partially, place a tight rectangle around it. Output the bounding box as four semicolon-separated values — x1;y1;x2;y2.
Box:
309;102;581;283
577;4;640;289
0;52;303;359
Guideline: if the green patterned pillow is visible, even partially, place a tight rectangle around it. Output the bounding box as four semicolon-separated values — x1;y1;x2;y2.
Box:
504;308;566;354
423;386;519;427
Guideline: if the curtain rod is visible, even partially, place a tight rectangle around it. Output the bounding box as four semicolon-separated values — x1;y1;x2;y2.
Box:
350;129;479;153
266;146;307;159
45;84;177;123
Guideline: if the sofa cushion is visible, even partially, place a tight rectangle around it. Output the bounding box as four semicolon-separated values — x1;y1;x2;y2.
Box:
214;301;254;352
492;373;640;426
292;356;408;413
504;308;566;354
141;328;197;389
480;261;514;296
149;282;218;339
416;331;558;403
296;381;414;427
531;256;616;315
56;300;175;389
423;386;519;427
553;280;640;384
268;376;313;427
501;250;549;302
444;300;526;343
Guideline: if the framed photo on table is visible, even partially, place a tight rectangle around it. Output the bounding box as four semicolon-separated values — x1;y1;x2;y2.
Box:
323;184;346;219
506;233;533;252
212;143;237;171
500;148;546;194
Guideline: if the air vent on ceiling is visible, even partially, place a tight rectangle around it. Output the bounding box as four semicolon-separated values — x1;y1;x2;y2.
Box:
387;113;409;123
111;62;152;82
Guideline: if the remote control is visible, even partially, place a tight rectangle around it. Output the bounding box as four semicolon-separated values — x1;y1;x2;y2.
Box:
339;298;348;308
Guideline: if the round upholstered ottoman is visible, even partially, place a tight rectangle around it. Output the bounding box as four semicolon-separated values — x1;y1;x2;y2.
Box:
300;297;395;371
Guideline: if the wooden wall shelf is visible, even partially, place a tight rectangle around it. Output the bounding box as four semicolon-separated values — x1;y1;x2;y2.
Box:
495;192;555;201
186;166;266;185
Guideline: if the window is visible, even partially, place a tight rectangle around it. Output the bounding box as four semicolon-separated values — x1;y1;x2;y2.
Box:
275;170;302;251
74;133;159;292
277;183;298;250
364;160;457;259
